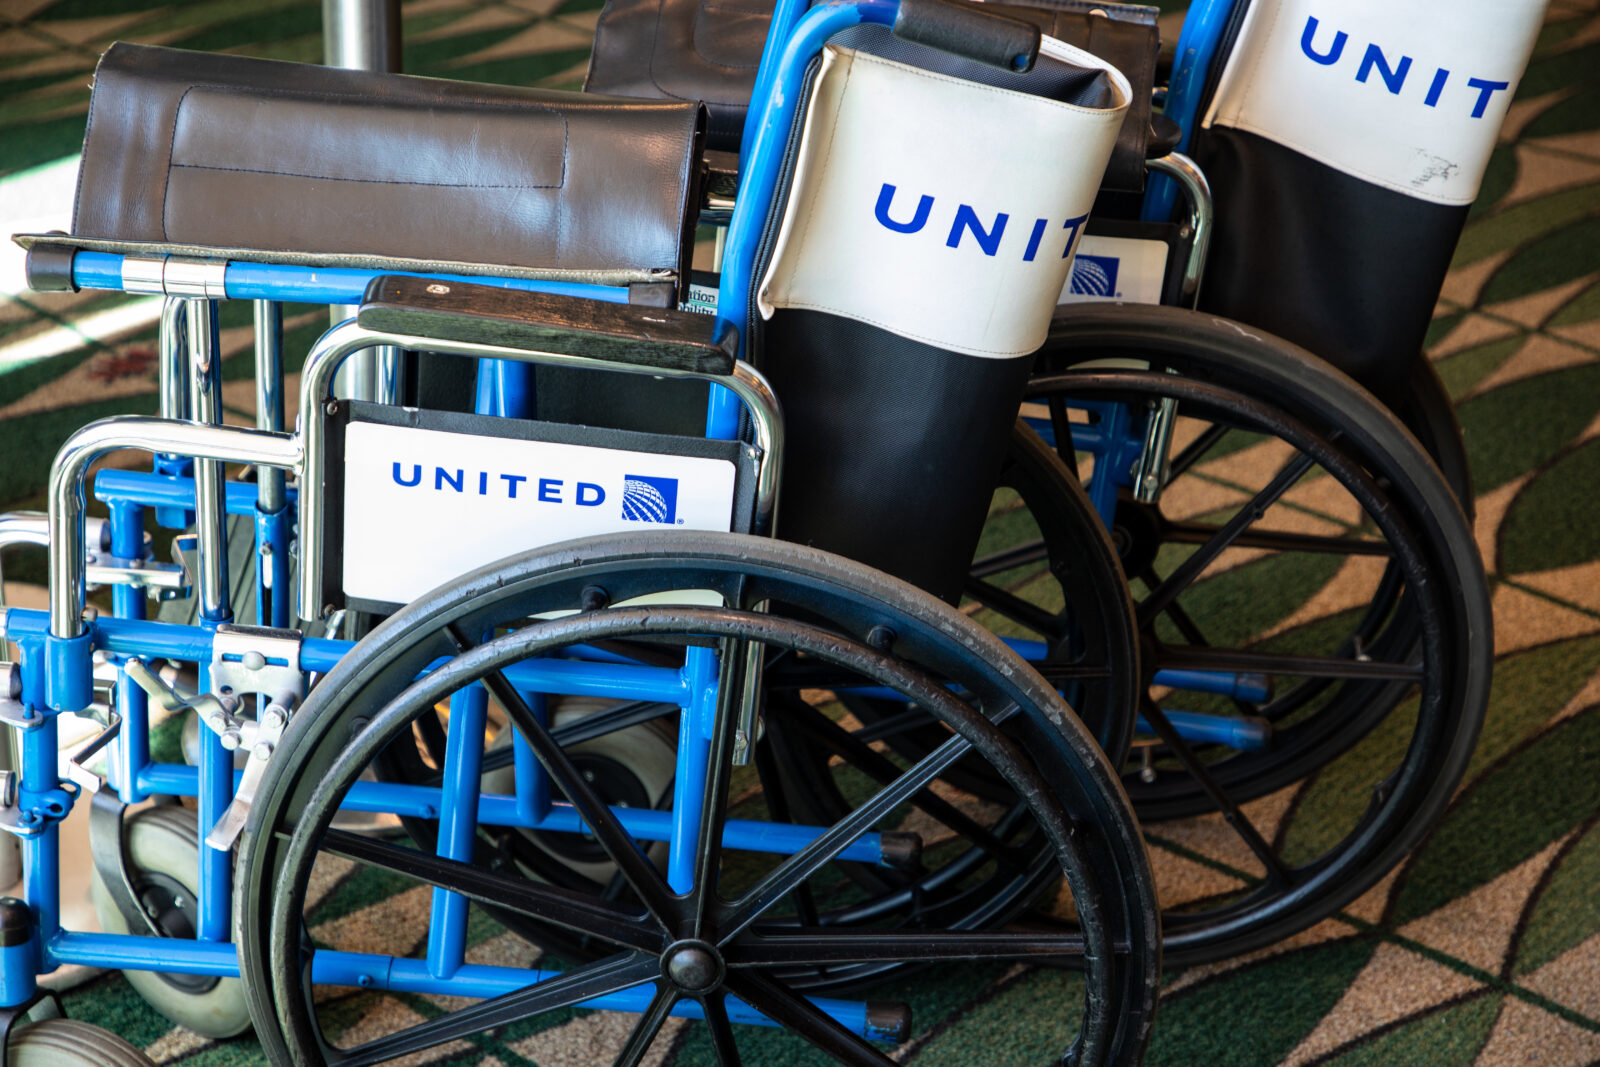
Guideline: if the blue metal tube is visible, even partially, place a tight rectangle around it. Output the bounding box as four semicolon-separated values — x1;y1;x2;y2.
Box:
1138;709;1271;751
68;253;635;307
1143;0;1234;222
48;931;239;976
109;501;150;804
513;694;551;826
130;763;887;863
48;933;866;1039
0;610;691;704
668;647;717;893
716;0;897;356
1154;668;1272;704
48;938;869;1039
195;662;231;942
95;469;298;518
20;720;59;956
255;505;292;628
428;686;487;979
311;952;874;1035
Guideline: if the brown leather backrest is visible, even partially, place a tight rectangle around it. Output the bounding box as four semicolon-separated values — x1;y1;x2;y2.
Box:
74;43;705;283
586;0;1159;191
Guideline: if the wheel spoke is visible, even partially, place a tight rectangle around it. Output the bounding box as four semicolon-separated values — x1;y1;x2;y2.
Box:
319;829;661;952
1140;700;1292;886
961;575;1064;638
752;735;821;928
969;538;1050;579
613;981;680;1067
703;992;743;1067
726;971;897;1067
337;951;658;1067
1138;451;1316;628
717;731;977;943
553;701;678;748
1160;520;1391;558
687;641;750;939
780;695;1022;864
1157;644;1423;682
1048;394;1080;479
447;625;679;927
726;928;1088;967
1141;567;1210;648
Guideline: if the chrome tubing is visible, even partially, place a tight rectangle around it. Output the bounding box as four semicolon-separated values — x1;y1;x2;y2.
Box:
1148;152;1213;308
254;300;287;514
157;297;189;423
48;419;302;640
323;0;402;404
186;300;231;623
295;320;784;620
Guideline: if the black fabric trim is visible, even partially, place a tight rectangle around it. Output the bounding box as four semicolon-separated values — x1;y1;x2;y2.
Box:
1191;127;1468;404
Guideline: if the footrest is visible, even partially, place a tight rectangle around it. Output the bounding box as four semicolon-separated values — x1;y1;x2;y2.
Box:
357;275;739;375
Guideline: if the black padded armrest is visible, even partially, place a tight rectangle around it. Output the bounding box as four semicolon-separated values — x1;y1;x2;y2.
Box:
358;275;738;376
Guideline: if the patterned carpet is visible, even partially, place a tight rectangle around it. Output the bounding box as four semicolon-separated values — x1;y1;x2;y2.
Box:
1;0;1599;1064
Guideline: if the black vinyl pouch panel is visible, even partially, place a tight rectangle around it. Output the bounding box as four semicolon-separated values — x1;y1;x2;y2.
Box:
1191;127;1468;406
758;311;1033;606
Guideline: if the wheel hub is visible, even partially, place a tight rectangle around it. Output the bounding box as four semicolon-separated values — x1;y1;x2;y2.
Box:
662;939;724;994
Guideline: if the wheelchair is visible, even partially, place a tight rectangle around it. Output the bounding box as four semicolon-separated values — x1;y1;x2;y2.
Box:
0;2;1163;1063
585;0;1506;966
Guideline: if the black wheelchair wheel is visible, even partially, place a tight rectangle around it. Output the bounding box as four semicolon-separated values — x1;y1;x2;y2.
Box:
368;418;1141;985
1006;303;1490;965
236;532;1158;1066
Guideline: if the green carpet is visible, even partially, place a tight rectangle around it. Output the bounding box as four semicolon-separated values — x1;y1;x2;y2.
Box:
2;0;1600;1063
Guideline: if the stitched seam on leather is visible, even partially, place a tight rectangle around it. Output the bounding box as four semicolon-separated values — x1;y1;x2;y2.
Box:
692;1;767;70
72;49;113;234
646;0;698;100
159;84;201;240
166;163;557;189
166;82;569;188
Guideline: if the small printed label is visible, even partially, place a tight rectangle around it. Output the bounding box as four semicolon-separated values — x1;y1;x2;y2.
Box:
1058;236;1170;305
341;422;736;604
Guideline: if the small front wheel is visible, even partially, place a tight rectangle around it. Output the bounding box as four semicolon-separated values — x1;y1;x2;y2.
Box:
6;1018;156;1066
90;806;252;1038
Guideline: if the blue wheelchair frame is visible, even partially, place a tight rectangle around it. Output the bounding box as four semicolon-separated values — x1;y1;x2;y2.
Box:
0;0;933;1041
0;0;1251;1039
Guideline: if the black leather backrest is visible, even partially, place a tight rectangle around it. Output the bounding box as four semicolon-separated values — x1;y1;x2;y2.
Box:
75;43;705;281
586;0;1159;190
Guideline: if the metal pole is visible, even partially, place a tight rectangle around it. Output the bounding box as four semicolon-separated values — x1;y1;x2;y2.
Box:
324;0;403;404
186;299;231;625
253;301;286;512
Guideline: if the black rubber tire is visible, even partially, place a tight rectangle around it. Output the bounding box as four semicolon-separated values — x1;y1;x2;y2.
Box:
1028;303;1491;967
89;806;252;1038
5;1019;156;1066
236;531;1159;1067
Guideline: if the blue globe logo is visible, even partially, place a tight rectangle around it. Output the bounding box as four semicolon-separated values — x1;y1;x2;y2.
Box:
621;476;679;523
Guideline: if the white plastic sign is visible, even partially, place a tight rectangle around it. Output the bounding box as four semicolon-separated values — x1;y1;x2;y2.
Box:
1203;0;1547;205
760;39;1131;359
340;421;737;604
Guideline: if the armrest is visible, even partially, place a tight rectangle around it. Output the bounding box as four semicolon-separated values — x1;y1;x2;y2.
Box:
357;275;738;375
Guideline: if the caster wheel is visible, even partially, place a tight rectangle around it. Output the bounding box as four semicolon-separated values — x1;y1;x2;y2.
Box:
5;1019;155;1066
90;807;252;1038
